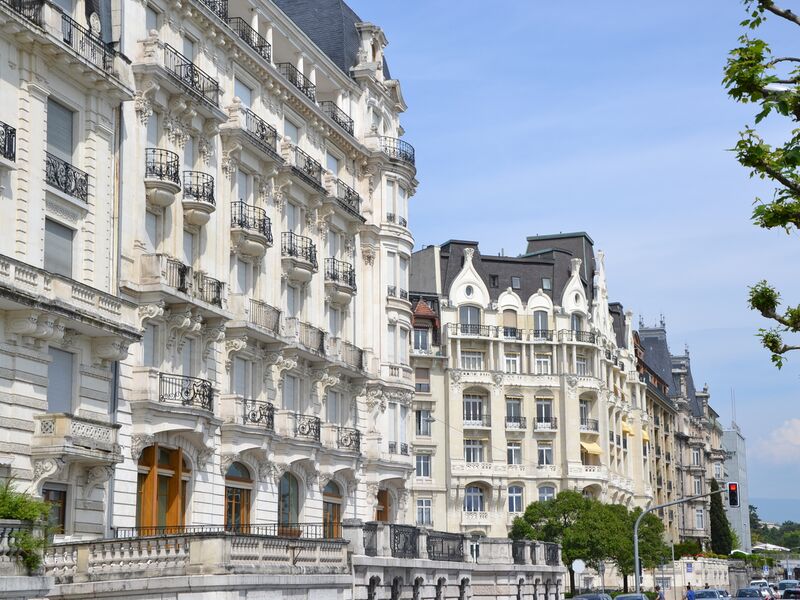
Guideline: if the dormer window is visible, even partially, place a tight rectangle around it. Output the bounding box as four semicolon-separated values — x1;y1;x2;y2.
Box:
511;276;521;289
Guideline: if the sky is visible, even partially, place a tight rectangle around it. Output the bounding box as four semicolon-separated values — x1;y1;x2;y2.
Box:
345;1;800;521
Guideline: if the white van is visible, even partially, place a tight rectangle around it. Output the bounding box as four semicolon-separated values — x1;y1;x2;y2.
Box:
750;581;769;588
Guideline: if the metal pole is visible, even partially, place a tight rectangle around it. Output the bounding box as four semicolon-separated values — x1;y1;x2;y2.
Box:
672;542;678;600
635;489;727;594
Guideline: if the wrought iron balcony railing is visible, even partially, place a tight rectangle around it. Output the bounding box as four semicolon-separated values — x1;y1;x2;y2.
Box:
276;62;316;102
293;413;321;442
341;341;363;370
114;522;336;539
298;321;325;354
336;426;360;452
505;415;527;429
543;542;560;566
324;258;355;289
1;0;43;24
164;44;220;107
45;151;88;202
427;531;464;562
242;108;278;156
379;136;415;166
158;373;213;411
458;323;492;337
231;200;272;242
534;417;558;430
145;148;180;185
60;13;112;72
194;272;224;307
320;101;354;135
292;146;323;186
248;299;280;333
0;121;16;162
281;232;317;268
385;212;395;223
335;179;361;214
463;414;491;428
390;524;419;559
580;418;600;432
388;441;409;455
164;257;192;293
560;329;597;344
183;170;215;205
198;0;226;20
363;522;378;557
243;399;274;431
227;17;271;62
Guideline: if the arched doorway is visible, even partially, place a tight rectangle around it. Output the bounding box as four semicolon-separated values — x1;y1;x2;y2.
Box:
136;444;191;534
224;462;252;532
278;472;300;537
322;480;342;538
375;488;392;522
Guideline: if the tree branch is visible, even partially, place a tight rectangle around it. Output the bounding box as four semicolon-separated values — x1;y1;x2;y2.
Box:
770;57;800;64
777;344;800;354
760;163;800;194
762;1;800;27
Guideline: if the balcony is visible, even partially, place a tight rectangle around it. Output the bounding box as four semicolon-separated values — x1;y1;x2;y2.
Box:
243;399;274;431
194;272;224;307
336;426;361;452
281;232;317;283
324;258;356;305
388;441;409;456
43;526;348;584
164;44;219;107
45;151;88;202
386;285;409;301
248;298;280;334
533;417;558;432
231;200;272;257
505;415;527;430
320;101;354;136
461;510;490;527
293;413;321;442
197;0;227;20
241;107;279;158
340;341;364;371
159;373;214;412
385;211;408;227
427;531;465;562
60;13;112;71
559;329;597;344
463;414;491;428
580;418;600;433
290;146;324;191
296;320;325;355
332;179;362;216
389;524;419;559
379;136;415;167
182;170;215;226
0;120;15;166
32;413;122;467
227;17;271;62
276;62;316;102
144;148;181;207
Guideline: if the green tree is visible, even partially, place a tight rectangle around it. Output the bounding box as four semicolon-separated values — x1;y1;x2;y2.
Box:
723;0;800;368
750;504;764;543
603;505;669;592
710;479;734;555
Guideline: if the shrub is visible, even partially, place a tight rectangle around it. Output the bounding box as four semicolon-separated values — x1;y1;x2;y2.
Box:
0;479;50;572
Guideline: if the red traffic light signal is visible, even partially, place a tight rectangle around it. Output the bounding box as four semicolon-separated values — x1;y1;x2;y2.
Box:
727;482;740;507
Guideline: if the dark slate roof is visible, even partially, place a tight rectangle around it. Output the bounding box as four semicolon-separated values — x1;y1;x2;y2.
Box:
638;327;674;388
672;354;702;417
435;237;595;307
609;303;627;349
271;0;390;79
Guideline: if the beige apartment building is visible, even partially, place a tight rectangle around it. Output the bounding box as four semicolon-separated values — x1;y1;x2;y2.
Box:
408;235;654;538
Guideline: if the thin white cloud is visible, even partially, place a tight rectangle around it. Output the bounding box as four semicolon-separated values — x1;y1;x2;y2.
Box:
754;419;800;465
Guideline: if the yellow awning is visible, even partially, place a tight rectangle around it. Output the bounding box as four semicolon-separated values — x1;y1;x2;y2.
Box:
580;441;602;455
622;421;634;436
641;429;651;442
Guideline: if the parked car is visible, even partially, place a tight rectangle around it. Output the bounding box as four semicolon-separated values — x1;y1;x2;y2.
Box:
573;594;613;600
751;581;770;589
615;594;648;600
696;590;727;600
779;582;800;595
781;590;800;600
737;588;768;599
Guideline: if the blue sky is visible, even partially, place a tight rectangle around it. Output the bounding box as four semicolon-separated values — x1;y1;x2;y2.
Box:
346;1;800;520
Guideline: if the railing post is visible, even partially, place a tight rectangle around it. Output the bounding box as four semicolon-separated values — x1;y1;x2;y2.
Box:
74;544;90;583
417;527;429;560
376;522;390;557
341;518;364;555
188;537;229;575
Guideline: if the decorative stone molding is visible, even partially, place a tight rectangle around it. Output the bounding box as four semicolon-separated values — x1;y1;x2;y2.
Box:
219;453;237;477
221;142;241;178
200;323;226;360
491;372;504;390
84;465;114;497
131;434;154;461
312;369;339;402
134;77;159;124
137;302;166;327
318;472;333;491
196;448;214;471
272;174;291;211
566;375;578;389
303;464;319;489
31;458;65;495
92;336;131;367
270;462;290;486
165;309;202;351
346;478;360;497
266;353;298;390
224;336;248;372
45;199;80;224
361;245;375;266
6;310;65;347
366;483;379;512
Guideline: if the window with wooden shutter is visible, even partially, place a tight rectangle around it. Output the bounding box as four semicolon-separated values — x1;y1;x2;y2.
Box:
47;99;74;160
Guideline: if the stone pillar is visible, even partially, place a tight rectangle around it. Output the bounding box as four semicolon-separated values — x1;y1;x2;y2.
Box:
341;518;365;555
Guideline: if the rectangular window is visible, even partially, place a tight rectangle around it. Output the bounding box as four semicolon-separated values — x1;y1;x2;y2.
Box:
283;118;299;145
183;135;194;169
231;357;248;396
414;368;430;393
399;329;408;364
695;508;705;529
328;307;341;337
142;323;157;367
180;338;194;376
507;442;522;465
506;397;522;419
415;454;431;478
416;498;432;526
47;98;74;159
508;487;523;513
714;463;722;479
504;353;519;374
461;351;484;371
489;275;499;288
413;328;429;352
415;409;431;436
694;476;702;495
579;399;590;422
286;202;299;231
399;404;408;444
538;442;553;465
182;36;195;60
234;78;252;109
47;347;73;413
183;230;195;266
326;390;342;424
146;112;159;148
286;285;299;318
145;6;158;32
535;353;551;375
283;374;298;411
511;276;521;289
542;277;552;290
42;485;67;536
386;250;397;288
535;399;552;422
237;170;251;203
576;354;589;376
234;258;248;295
387;324;396;363
463;395;484;425
326;151;339;175
44;219;74;278
464;439;484;463
692;448;701;466
145;211;158;253
399;257;408;291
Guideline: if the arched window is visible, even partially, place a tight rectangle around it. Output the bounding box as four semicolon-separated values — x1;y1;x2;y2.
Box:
136;444;191;534
322;480;342;538
570;313;582;332
225;462;252;532
538;485;556;502
463;393;485;426
459;305;480;334
508;485;524;513
464;486;485;512
278;472;300;537
502;309;518;338
533;310;549;335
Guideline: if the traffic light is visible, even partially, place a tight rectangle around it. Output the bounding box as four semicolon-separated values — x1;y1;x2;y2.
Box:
727;482;740;507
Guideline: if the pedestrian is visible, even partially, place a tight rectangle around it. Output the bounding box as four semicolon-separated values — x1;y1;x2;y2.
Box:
685;584;696;600
656;585;666;600
705;584;710;590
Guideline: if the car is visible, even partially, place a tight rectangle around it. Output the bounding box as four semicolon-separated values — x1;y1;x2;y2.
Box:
573;595;612;600
737;589;768;599
752;582;770;589
696;590;727;600
615;595;648;600
782;590;800;600
780;583;800;595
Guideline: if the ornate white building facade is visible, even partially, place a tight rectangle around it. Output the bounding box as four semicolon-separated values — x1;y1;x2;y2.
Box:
0;0;566;597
